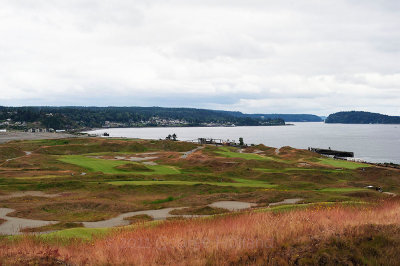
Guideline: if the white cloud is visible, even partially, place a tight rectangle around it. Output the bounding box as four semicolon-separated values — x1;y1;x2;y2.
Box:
0;0;399;115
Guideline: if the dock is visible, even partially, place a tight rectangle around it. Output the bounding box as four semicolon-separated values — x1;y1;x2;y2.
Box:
309;147;354;157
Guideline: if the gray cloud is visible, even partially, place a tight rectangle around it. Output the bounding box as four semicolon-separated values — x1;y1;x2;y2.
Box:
0;0;399;115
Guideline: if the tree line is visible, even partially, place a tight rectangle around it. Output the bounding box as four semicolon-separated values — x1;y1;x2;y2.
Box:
0;106;285;130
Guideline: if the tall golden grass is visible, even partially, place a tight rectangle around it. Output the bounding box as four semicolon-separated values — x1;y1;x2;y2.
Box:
2;199;400;265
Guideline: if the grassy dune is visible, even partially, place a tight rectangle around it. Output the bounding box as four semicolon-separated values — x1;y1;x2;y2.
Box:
2;200;400;265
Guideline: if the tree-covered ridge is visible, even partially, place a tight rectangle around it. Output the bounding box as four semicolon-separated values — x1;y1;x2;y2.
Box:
238;113;323;122
325;111;400;124
0;106;285;130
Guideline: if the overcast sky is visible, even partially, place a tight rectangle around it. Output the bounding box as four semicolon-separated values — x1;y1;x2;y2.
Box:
0;0;399;115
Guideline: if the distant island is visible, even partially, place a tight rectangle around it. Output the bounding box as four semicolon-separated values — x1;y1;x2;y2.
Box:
325;111;400;124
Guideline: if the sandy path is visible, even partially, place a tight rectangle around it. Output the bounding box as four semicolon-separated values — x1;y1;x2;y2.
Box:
208;201;256;211
181;146;204;159
0;191;62;200
0;199;303;234
114;156;158;161
383;192;397;197
0;208;57;235
84;200;255;228
269;198;303;207
83;208;186;228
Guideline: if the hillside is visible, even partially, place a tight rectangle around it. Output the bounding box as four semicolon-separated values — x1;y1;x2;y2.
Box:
248;113;323;122
0;137;399;264
326;111;400;124
217;111;323;122
0;106;285;130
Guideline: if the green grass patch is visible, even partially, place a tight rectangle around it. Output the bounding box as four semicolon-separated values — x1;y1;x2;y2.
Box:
40;227;110;241
58;155;179;175
150;196;174;204
316;158;369;169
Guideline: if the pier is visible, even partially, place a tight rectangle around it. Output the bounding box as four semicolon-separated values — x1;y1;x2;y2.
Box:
309;147;354;157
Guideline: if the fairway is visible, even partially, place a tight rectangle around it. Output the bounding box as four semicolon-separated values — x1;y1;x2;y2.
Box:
316;158;369;169
58;155;180;175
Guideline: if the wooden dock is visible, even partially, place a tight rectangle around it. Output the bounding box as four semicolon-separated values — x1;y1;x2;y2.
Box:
309;147;354;157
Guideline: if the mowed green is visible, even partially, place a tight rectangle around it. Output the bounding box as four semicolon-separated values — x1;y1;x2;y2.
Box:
316;158;369;169
58;155;180;175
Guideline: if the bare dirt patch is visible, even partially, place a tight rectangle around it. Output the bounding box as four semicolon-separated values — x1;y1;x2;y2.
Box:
0;132;78;144
0;191;62;200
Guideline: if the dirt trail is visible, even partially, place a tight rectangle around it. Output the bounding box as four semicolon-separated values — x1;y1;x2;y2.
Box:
383;192;397;197
83;208;186;228
114;156;158;161
0;191;63;200
85;200;255;228
208;201;256;211
181;146;204;159
269;198;303;207
0;208;57;235
0;199;303;235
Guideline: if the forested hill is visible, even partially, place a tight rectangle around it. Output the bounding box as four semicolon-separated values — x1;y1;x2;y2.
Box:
0;106;285;130
325;111;400;124
225;112;323;122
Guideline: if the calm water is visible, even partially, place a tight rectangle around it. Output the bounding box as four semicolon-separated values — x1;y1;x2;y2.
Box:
87;123;400;164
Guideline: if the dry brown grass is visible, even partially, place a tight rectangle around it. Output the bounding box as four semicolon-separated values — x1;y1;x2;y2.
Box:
2;199;400;265
123;214;154;224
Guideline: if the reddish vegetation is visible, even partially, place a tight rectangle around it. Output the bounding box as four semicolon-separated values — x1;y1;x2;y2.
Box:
2;199;400;265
